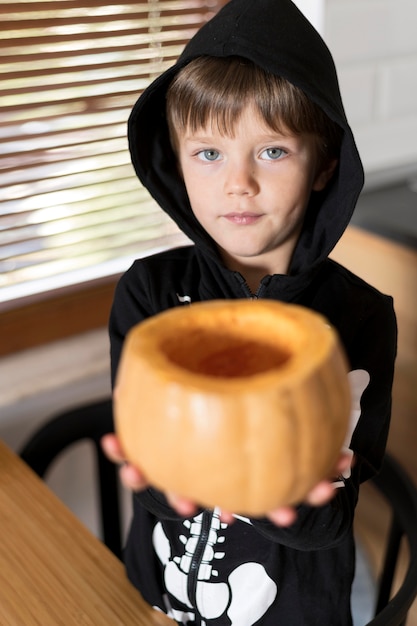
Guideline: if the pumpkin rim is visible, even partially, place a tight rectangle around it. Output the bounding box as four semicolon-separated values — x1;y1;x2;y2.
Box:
121;299;343;392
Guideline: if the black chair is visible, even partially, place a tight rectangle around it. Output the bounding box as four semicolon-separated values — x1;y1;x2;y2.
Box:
19;398;122;560
365;453;417;625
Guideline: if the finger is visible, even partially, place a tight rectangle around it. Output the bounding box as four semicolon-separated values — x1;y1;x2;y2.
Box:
166;492;198;518
119;462;148;491
305;480;336;506
336;449;354;475
267;506;297;527
219;510;235;525
100;433;125;463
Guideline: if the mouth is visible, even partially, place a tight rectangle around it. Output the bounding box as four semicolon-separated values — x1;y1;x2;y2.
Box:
223;212;263;225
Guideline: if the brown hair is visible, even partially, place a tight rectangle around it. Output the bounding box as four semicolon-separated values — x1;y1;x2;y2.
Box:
166;56;342;168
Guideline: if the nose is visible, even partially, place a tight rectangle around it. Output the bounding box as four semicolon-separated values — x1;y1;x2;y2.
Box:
224;160;259;196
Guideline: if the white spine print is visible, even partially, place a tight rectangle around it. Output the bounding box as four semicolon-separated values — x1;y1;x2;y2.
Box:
153;508;277;624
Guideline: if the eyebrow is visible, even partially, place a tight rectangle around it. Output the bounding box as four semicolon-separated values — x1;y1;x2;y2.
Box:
182;131;293;143
183;135;216;143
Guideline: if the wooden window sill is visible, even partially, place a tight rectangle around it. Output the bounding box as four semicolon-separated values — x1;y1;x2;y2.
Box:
0;279;118;357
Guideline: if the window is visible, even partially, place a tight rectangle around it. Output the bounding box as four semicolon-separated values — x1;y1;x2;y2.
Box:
0;0;228;355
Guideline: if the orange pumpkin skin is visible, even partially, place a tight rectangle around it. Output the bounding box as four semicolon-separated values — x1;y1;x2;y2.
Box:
114;300;351;516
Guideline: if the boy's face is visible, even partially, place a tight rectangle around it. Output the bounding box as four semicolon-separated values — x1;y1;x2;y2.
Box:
177;104;333;277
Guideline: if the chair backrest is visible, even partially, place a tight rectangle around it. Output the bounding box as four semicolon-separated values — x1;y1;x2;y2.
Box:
365;453;417;625
19;399;122;560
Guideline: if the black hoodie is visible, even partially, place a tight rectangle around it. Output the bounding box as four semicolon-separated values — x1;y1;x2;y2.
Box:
109;1;397;624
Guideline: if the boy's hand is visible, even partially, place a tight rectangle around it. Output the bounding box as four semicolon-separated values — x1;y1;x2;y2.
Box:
265;450;354;527
100;433;198;517
101;435;352;525
101;433;148;490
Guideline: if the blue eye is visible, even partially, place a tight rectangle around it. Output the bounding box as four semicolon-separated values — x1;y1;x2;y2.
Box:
262;147;285;160
198;149;220;161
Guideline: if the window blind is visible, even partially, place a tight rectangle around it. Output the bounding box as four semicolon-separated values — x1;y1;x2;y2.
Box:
0;0;226;305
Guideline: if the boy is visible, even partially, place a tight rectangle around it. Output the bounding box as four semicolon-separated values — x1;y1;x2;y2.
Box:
103;0;397;623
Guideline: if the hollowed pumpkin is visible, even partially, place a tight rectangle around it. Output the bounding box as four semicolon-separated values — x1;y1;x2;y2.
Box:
114;299;351;516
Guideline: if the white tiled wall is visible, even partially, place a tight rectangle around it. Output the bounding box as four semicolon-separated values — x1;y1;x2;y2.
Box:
323;0;417;183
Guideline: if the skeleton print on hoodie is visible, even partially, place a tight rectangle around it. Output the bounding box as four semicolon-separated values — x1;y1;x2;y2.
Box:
109;1;397;624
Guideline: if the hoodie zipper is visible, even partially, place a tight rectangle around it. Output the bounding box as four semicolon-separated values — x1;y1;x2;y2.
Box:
238;274;269;300
185;275;267;619
187;509;214;623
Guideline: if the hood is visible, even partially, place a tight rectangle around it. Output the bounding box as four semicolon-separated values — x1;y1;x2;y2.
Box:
128;0;364;275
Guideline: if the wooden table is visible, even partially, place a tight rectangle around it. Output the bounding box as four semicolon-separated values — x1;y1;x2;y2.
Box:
0;440;174;625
